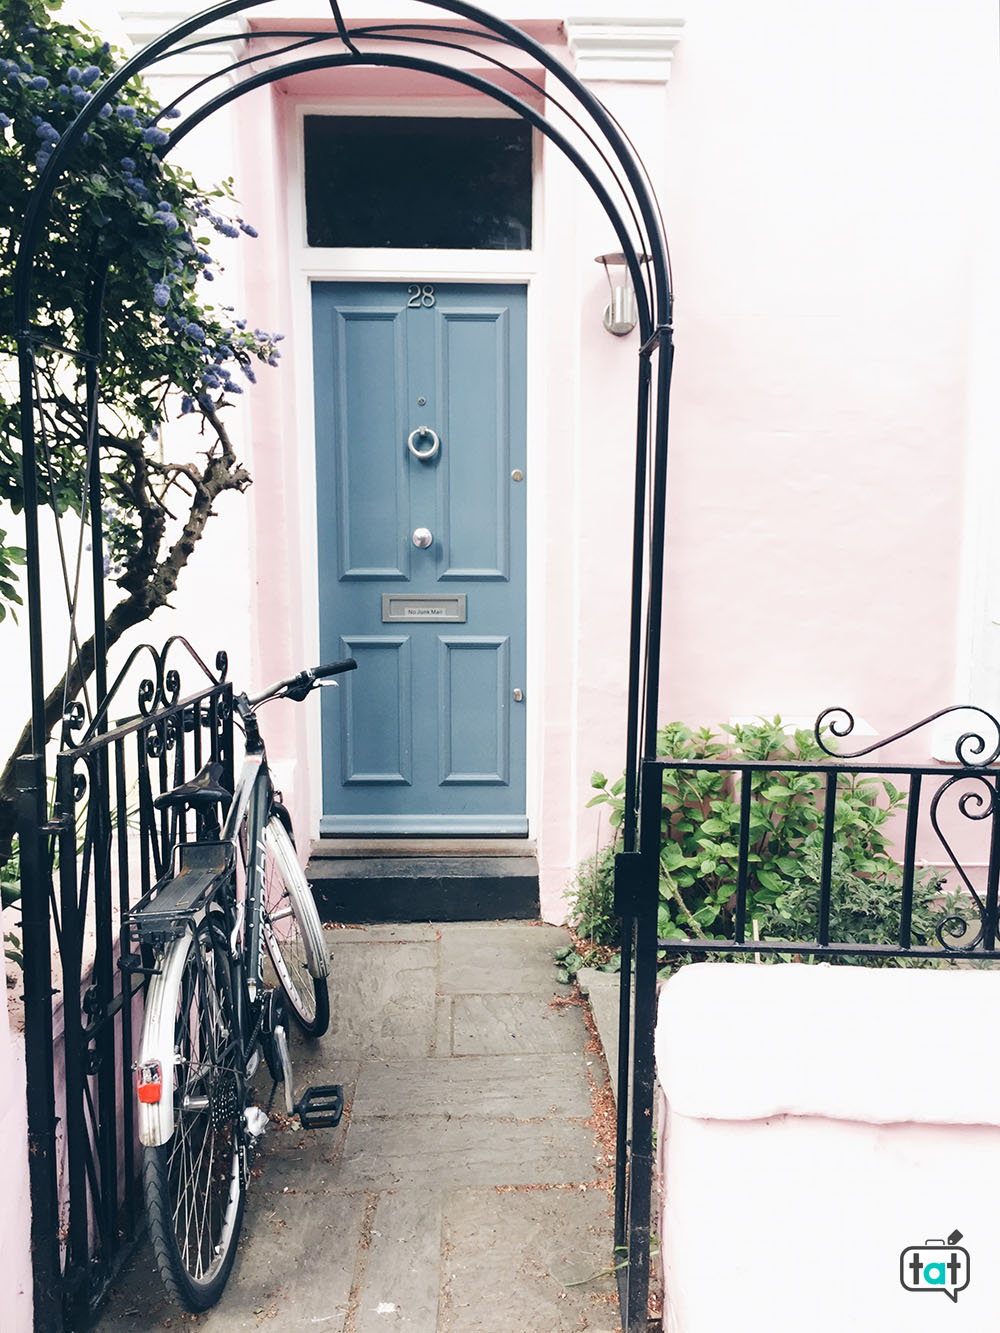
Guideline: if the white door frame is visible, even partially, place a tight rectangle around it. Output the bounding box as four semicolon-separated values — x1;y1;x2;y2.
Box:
280;95;547;841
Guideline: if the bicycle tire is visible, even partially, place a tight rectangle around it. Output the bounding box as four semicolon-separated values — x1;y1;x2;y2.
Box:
261;811;330;1039
142;919;247;1312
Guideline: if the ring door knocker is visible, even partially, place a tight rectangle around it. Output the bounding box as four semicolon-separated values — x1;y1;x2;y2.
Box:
407;426;440;462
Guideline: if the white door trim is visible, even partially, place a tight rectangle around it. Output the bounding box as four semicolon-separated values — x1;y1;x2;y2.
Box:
279;95;545;842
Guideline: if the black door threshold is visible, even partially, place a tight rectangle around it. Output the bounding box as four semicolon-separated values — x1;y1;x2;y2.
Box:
306;848;540;924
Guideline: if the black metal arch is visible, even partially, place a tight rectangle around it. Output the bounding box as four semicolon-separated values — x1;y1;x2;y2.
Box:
13;6;674;1329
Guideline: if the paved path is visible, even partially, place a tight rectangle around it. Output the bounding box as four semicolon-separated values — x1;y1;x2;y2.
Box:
96;922;619;1332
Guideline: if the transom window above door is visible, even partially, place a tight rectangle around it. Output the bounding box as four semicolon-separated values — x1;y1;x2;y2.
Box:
303;115;532;250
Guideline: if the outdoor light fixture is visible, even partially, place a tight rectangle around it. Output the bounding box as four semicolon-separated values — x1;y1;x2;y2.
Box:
595;251;649;336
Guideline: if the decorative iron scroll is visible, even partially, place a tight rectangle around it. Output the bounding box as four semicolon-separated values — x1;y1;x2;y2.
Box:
927;771;999;952
64;637;229;749
806;704;1000;954
815;703;1000;768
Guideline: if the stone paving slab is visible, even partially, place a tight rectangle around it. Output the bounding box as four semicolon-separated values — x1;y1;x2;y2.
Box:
351;1054;593;1119
325;941;439;1059
94;1189;366;1332
451;992;589;1056
93;921;619;1330
355;1190;444;1333
440;1186;619;1333
338;1115;602;1192
325;923;442;944
438;922;572;994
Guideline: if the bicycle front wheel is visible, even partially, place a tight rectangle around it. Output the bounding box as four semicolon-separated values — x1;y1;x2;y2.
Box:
261;812;330;1038
142;919;247;1313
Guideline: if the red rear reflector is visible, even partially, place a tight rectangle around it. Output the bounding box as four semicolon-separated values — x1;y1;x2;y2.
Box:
137;1061;162;1104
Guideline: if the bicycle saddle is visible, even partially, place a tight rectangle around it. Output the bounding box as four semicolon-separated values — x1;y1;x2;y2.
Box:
153;761;232;814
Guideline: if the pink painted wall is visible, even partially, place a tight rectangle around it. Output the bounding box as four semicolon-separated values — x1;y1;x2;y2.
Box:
656;963;1000;1330
45;0;986;927
227;2;998;920
548;0;997;917
653;0;992;736
0;1004;33;1332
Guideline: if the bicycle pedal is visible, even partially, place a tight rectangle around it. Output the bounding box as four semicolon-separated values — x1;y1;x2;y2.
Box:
295;1084;344;1129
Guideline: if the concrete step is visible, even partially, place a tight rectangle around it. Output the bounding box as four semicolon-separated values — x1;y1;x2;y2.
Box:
306;850;540;924
309;837;535;859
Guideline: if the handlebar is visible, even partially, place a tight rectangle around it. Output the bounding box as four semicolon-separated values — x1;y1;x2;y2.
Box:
246;658;358;707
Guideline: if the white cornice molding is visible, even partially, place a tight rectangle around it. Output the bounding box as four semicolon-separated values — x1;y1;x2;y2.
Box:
116;4;248;76
564;15;685;83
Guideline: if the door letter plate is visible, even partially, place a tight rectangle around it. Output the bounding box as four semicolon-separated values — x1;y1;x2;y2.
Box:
382;594;467;623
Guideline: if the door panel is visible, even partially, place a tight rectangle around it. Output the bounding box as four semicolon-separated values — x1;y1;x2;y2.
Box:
313;282;527;835
438;636;510;785
333;309;409;579
339;636;412;786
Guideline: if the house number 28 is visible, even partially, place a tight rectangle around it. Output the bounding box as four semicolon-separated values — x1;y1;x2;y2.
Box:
407;284;436;308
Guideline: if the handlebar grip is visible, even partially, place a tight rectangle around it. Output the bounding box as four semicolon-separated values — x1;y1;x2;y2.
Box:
312;658;358;679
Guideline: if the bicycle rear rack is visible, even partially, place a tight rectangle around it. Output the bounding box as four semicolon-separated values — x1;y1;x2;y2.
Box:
126;842;230;944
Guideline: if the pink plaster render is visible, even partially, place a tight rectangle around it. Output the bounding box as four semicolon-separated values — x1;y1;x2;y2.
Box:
655;964;1000;1331
0;1004;33;1332
223;2;996;923
3;0;980;926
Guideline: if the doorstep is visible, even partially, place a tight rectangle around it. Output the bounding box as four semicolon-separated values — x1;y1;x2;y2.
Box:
306;840;540;924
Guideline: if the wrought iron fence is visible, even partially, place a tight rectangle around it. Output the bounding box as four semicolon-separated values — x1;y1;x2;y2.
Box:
16;639;232;1330
613;706;1000;1331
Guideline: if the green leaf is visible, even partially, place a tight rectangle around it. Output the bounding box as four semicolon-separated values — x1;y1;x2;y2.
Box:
696;817;726;834
756;869;785;894
590;771;608;788
761;784;791;802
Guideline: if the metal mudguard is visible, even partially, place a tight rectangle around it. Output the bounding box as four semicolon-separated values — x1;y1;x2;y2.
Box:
136;931;193;1147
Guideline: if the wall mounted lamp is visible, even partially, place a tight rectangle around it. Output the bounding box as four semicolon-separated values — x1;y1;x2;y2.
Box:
595;251;650;336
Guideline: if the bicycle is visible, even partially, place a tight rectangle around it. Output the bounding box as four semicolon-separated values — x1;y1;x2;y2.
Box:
124;656;357;1312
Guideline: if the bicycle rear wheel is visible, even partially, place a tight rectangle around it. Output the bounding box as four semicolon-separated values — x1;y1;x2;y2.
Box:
261;811;330;1038
142;919;247;1312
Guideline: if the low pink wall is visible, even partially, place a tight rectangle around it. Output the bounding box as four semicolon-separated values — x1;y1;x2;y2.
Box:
0;1003;33;1332
656;963;1000;1330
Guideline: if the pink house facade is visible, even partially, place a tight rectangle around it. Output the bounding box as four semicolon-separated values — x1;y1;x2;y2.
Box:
3;0;999;1324
0;0;992;920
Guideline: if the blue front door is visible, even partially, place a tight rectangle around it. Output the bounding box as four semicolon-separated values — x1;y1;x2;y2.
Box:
313;282;528;835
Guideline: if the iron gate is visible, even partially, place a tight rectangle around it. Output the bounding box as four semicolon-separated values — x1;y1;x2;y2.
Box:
613;706;1000;1328
17;642;232;1329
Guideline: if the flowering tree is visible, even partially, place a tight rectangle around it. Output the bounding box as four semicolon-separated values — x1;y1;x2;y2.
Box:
0;0;281;860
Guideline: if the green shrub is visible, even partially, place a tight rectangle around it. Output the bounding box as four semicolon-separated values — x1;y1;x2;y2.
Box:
581;717;970;966
564;842;619;947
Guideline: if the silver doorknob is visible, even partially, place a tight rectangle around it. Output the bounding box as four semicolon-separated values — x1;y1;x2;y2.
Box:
412;528;433;549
